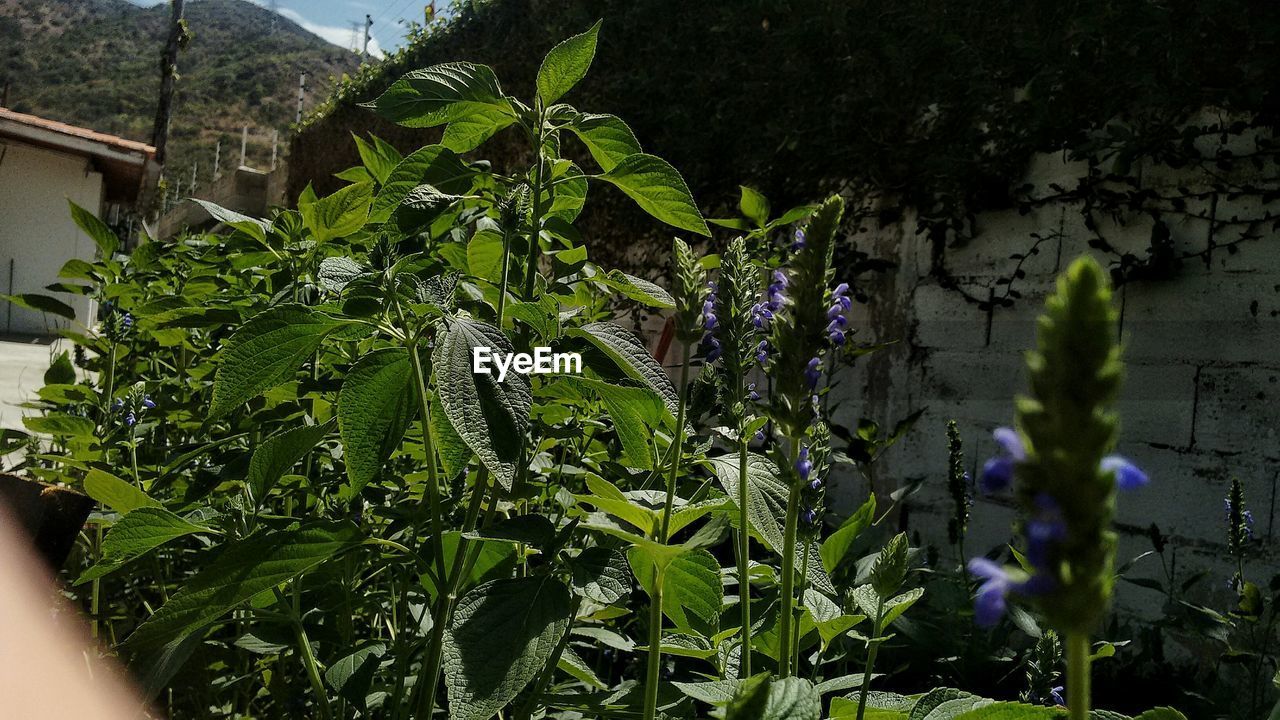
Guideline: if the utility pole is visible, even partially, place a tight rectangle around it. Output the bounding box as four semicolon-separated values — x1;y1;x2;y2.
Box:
240;126;248;167
296;73;307;124
362;14;373;56
213;139;221;180
190;162;197;193
271;130;279;170
150;0;187;167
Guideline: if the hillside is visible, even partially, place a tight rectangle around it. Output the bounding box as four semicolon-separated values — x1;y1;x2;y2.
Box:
0;0;362;183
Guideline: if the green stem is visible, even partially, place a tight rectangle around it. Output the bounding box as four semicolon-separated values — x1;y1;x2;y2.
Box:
792;536;810;670
736;433;752;677
278;587;333;720
1066;632;1090;720
659;345;691;540
778;438;802;678
855;597;885;720
642;566;667;720
90;523;102;641
521;110;547;303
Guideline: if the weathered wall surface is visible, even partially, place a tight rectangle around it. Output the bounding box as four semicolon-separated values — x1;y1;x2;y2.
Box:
831;128;1280;617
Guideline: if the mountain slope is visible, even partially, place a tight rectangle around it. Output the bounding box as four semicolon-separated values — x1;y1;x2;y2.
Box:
0;0;362;181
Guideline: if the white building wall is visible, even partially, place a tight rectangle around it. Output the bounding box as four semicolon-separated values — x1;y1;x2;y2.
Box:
0;140;103;336
830;138;1280;618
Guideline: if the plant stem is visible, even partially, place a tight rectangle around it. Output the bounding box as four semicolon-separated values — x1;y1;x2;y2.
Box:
521;110;547;303
792;536;810;671
1066;632;1090;720
736;432;752;677
659;345;691;540
855;597;885;720
90;523;102;641
293;608;333;720
642;565;667;720
778;438;802;678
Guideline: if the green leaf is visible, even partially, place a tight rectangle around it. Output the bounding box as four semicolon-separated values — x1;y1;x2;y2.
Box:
568;546;630;605
393;184;466;230
821;494;876;573
365;62;512;128
536;20;601;104
576;473;658;536
318;256;368;293
568;322;678;417
430;389;472;478
562;377;667;469
802;589;863;649
68;201;119;257
443;576;573;720
708;452;787;553
84;468;160;514
467;228;505;282
725;674;771;719
508;298;560;340
629;546;721;632
877;587;924;631
465;514;556;548
546;163;588;222
1132;710;1188;720
209;305;348;418
726;676;821;720
3;293;76;320
247;420;334;503
23;412;94;438
339;348;417;497
44;351;77;385
738;186;770;228
443;104;516;153
567;113;641;171
598;153;709;236
557;645;606;690
433;319;531;490
674;678;740;705
325;642;386;708
420;531;518;600
352;133;402;184
951;702;1068;719
300;182;374;243
370;144;473;223
191;199;271;243
77;507;212;584
124;524;361;694
602;270;675;309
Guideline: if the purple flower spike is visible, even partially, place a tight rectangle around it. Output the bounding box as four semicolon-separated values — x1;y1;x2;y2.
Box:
804;357;822;389
979;456;1015;494
968;558;1010;628
125;411;137;427
829;329;846;346
1100;455;1148;491
992;427;1026;461
142;396;156;410
791;229;806;251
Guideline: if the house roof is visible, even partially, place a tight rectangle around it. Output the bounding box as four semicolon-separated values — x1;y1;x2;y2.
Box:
0;107;158;204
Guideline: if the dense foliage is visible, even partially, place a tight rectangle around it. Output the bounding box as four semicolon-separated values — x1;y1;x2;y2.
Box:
0;0;358;175
7;22;1277;720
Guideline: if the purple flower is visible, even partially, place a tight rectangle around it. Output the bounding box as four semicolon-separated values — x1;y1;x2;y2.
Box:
753;430;765;443
827;283;853;346
111;398;124;411
791;229;806;251
979;427;1025;494
141;395;156;410
801;506;818;524
809;476;822;490
124;411;136;427
122;313;134;330
1099;455;1148;491
1244;510;1255;539
804;356;822;389
755;340;770;365
747;383;760;402
796;446;813;482
968;558;1010;628
1049;687;1065;706
751;302;773;328
703;335;722;363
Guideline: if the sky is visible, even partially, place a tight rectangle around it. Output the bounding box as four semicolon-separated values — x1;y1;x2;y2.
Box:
128;1;452;58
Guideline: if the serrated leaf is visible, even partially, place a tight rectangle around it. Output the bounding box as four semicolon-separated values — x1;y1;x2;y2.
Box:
675;678;740;705
300;182;373;243
1132;710;1187;720
569;546;630;605
443;576;573;720
467;228;505;282
84;468;160;514
371;144;473;223
629;546;721;632
325;642;386;708
247;420;334;503
738;186;770;228
598;153;709;236
821;494;876;573
568;322;677;416
124;524;361;694
708;452;787;553
68;201;119;257
318;257;368;293
562;377;666;469
191;199;271;243
567;113;641;171
443;104;516;152
23;412;95;437
353;133;402;184
602;270;675;309
77;507;212;584
339;348;417;497
557;645;607;690
210;305;348;418
536;20;601;104
576;473;658;535
726;676;821;720
366;62;511;129
433;319;531;489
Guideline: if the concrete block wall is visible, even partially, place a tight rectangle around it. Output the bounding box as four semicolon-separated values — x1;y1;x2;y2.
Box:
830;139;1280;618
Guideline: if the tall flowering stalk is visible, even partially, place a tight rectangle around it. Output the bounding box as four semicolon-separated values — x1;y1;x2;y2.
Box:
945;420;972;565
704;236;762;676
764;194;845;677
968;257;1148;720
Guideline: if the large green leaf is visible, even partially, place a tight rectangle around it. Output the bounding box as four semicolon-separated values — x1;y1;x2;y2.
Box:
433;319;531;489
725;676;821;720
77;507;212;584
191;199;271;243
602;270;675;309
561;377;667;469
23;412;95;438
951;702;1068;719
123;524;361;693
568;546;630;605
443;105;516;153
629;546;721;632
821;494;876;573
536;20;601;104
84;468;160;514
247;420;335;503
338;348;417;497
365;62;512;128
467;228;505;282
567;113;641;171
300;182;374;243
443;576;574;720
708;452;788;553
421;531;518;600
567;322;678;416
209;305;348;418
352;133;402;184
3;293;76;320
370;145;473;223
598;153;709;236
68;201;119;257
1132;710;1188;720
325;642;386;710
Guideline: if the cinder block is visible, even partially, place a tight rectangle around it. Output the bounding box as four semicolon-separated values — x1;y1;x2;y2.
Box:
1194;365;1280;455
1117;362;1198;448
1120;274;1280;364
